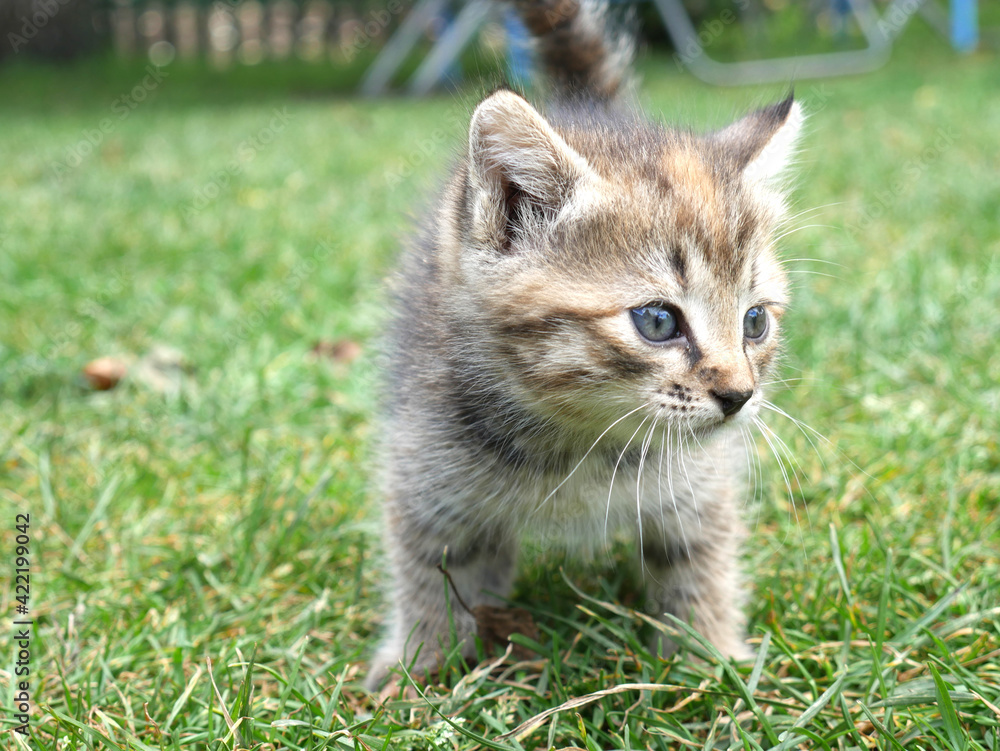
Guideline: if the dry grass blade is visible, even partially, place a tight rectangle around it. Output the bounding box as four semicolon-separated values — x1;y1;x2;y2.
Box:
971;691;1000;719
496;682;693;741
165;665;204;732
207;655;243;748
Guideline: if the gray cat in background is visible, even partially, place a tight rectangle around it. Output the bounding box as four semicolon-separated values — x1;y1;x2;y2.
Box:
366;0;804;689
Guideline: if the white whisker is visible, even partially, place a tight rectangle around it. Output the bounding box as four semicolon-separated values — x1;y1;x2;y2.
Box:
785;270;840;279
738;425;764;534
760;377;815;389
760;400;828;444
782;257;845;268
635;417;658;574
664;423;689;559
759;399;830;477
534;401;649;514
752;417;794;502
677;425;702;534
778;201;843;228
688;425;719;475
656;422;668;553
759;398;878;500
752;416;807;555
773;223;838;243
605;413;651;548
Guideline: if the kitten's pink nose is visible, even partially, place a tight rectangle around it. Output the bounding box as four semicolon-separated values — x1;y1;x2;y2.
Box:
711;389;753;417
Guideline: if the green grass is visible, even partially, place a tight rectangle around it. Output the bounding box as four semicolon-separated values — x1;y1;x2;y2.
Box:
1;22;999;750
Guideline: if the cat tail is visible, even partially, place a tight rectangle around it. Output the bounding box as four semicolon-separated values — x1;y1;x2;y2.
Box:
509;0;634;101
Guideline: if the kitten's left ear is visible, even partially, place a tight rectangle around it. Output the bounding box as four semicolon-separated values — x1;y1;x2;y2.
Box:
716;95;804;184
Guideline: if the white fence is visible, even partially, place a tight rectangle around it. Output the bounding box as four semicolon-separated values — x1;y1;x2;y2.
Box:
110;0;405;65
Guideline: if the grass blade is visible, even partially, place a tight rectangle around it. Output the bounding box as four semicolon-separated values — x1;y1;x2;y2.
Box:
929;663;968;750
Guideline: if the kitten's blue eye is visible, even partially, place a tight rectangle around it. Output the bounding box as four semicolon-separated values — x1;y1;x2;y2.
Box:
631;305;679;343
744;306;768;339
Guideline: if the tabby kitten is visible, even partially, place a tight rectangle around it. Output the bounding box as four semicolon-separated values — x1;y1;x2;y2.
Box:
367;0;804;688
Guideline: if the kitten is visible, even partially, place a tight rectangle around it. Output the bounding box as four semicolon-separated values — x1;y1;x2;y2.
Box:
366;0;803;689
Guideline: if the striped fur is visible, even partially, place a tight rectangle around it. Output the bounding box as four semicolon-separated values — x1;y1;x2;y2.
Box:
512;0;634;99
366;0;804;689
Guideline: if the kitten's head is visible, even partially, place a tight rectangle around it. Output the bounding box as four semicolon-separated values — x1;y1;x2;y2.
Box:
452;90;803;441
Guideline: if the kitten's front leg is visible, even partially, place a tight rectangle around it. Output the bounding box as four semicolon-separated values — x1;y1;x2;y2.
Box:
639;508;752;661
366;506;518;690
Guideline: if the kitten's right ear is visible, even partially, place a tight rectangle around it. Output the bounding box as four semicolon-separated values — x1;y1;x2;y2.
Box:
468;90;594;251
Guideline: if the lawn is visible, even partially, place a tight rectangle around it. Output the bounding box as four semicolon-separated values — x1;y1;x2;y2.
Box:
1;21;999;751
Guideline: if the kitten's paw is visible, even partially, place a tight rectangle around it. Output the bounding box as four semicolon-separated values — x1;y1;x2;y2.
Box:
364;629;480;692
364;654;400;693
365;654;437;694
364;646;443;692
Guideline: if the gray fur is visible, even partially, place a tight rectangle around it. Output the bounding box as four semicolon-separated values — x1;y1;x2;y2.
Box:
365;0;804;689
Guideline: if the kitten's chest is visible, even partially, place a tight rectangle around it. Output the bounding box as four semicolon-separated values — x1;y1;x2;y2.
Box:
509;447;730;541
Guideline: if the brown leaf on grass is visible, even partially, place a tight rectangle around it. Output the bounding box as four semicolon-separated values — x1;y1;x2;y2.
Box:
436;562;541;662
311;339;362;363
83;357;128;390
370;610;538;704
471;605;540;661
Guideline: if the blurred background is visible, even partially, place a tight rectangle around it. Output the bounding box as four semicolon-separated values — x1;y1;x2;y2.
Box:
0;0;993;88
2;1;999;748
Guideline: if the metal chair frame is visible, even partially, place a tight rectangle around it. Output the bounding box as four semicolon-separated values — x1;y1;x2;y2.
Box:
360;0;977;95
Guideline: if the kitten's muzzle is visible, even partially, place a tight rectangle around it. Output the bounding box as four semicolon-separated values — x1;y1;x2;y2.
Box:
711;389;753;417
